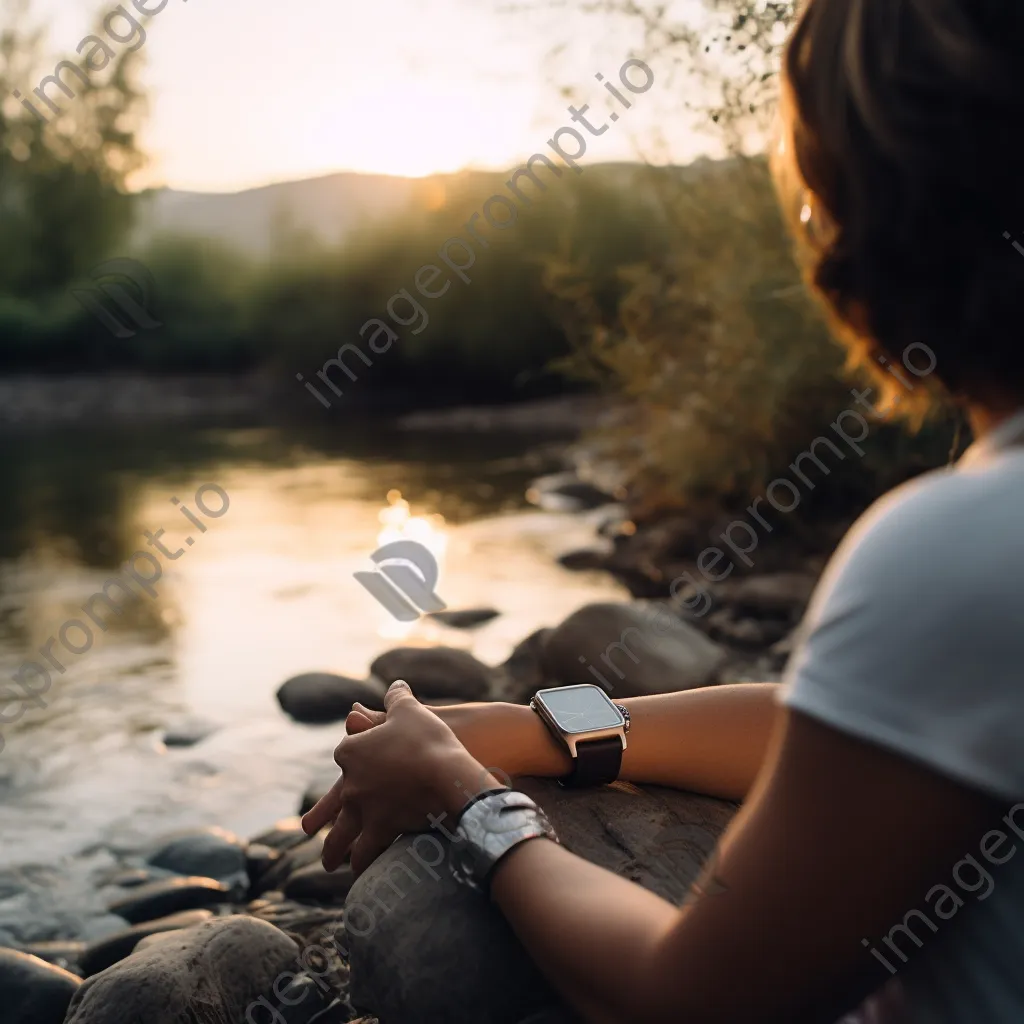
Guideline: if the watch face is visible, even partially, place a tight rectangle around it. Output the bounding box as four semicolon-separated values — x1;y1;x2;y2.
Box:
537;685;624;734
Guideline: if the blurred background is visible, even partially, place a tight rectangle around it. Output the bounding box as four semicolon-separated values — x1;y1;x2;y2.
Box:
0;0;960;943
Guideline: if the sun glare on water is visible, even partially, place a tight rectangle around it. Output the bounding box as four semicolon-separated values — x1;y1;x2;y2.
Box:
373;490;448;639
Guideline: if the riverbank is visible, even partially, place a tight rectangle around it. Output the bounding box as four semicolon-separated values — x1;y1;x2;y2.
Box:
0;375;603;432
0;447;831;1022
0;402;847;1022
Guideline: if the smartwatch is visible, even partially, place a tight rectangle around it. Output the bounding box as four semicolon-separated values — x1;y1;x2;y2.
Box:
529;684;630;787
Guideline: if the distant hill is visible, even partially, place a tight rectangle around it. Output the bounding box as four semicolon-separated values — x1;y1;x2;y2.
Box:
132;171;427;256
131;160;726;258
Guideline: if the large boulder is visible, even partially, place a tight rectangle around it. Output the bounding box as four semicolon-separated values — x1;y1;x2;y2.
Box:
283;862;356;904
146;826;247;882
79;910;215;976
540;602;728;697
344;778;736;1024
107;876;231;924
0;948;81;1024
370;647;496;701
64;916;303;1024
276;673;386;724
496;628;552;703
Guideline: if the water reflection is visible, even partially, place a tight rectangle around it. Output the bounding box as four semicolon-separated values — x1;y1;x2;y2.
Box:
0;421;625;883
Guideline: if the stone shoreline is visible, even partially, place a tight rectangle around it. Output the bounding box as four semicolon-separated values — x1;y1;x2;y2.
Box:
0;468;829;1023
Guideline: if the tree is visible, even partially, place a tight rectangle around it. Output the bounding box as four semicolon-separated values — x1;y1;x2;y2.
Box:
0;0;146;297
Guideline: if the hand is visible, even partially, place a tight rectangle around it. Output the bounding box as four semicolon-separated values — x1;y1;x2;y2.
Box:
300;680;501;875
342;700;526;772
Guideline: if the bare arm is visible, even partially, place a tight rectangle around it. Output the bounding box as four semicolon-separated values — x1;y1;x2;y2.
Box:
438;683;780;801
478;709;1002;1024
310;685;1003;1023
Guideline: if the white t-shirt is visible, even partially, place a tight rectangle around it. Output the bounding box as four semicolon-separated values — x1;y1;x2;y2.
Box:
781;410;1024;1024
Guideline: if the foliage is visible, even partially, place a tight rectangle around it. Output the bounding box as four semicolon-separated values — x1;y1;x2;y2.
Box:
0;0;146;296
538;0;961;516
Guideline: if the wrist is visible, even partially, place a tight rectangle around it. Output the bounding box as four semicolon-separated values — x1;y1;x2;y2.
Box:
501;701;574;778
432;748;504;820
436;700;572;779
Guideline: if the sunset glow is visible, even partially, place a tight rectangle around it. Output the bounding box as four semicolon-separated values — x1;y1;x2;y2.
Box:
25;0;708;191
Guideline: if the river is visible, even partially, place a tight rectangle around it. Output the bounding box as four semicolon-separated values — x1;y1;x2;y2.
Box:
0;422;624;943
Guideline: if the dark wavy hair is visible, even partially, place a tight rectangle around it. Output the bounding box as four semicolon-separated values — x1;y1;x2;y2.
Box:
775;0;1024;415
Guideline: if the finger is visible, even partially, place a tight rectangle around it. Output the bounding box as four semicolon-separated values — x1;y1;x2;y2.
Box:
300;773;345;835
345;709;376;734
322;803;361;872
383;678;419;714
349;825;395;878
345;704;386;734
333;732;362;769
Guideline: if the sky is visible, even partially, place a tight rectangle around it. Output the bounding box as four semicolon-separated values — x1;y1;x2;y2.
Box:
21;0;714;193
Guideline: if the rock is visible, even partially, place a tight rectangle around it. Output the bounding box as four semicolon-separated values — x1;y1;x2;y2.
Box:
131;931;184;954
525;472;617;511
556;548;610;572
247;844;283;889
105;868;157;889
595;515;710;597
21;940;85;973
161;718;217;748
251;817;313;853
0;948;81;1024
277;673;387;724
728;572;818;619
497;628;552;703
370;647;495;701
594;507;634;539
540;602;728;698
345;778;735;1024
706;610;790;651
65;917;302;1024
246;899;345;945
107;876;231;924
146;826;247;882
252;834;326;898
80;910;215;976
426;608;500;629
283;863;355;904
608;514;703;564
272;973;333;1022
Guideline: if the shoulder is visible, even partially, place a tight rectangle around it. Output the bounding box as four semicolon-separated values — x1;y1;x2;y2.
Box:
807;452;1024;618
781;453;1024;798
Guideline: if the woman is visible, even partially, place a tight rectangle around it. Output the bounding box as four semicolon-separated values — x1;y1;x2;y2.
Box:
303;1;1024;1020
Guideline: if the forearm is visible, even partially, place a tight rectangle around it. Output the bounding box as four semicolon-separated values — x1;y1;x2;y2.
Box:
444;683;780;801
487;837;678;1024
620;684;780;799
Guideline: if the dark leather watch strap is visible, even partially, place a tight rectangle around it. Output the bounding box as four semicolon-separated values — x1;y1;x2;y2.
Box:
561;736;623;788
